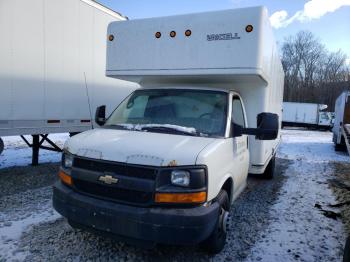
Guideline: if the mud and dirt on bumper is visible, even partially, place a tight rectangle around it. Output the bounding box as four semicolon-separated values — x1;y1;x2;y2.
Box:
53;182;219;247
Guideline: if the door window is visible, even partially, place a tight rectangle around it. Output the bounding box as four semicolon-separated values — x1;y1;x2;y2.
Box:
232;97;245;127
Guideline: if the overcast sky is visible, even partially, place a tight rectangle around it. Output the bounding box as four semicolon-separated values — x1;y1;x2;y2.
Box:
98;0;350;59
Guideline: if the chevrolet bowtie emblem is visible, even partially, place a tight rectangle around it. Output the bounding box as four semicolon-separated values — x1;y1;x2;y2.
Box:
98;175;119;185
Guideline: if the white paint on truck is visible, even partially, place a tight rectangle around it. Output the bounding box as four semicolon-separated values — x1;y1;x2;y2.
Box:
54;7;284;253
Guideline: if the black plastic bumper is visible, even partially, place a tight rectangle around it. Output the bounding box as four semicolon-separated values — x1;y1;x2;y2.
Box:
53;182;219;246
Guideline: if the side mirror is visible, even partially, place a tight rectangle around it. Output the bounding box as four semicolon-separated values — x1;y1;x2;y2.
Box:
232;113;279;140
95;105;106;126
256;113;279;140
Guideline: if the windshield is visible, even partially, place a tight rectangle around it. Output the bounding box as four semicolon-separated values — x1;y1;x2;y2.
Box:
104;89;228;137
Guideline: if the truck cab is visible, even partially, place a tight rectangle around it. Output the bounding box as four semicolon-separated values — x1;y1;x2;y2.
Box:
53;7;284;253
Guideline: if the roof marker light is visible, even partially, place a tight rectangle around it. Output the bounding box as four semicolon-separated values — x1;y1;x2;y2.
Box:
108;34;114;41
185;30;192;37
245;25;253;33
170;31;176;38
155;32;161;38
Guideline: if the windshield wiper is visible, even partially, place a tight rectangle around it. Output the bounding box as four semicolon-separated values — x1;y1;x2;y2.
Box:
104;124;132;130
140;126;198;136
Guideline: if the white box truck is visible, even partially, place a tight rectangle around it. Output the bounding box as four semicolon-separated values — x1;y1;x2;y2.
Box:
282;102;333;129
0;0;137;163
333;91;350;154
53;7;284;253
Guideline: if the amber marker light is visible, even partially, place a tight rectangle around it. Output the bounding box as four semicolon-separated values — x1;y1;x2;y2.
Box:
155;32;161;38
245;25;253;33
108;34;114;41
59;170;72;186
155;192;207;204
170;31;176;38
185;30;192;37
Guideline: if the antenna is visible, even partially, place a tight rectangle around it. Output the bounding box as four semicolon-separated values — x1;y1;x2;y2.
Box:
84;72;94;129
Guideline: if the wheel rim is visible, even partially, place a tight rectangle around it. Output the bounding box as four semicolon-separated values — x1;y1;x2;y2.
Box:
218;207;229;235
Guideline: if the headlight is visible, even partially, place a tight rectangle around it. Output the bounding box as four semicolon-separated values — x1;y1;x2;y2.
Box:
171;170;190;187
62;153;74;169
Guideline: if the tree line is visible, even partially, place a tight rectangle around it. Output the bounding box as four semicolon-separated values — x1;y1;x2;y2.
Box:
281;31;349;111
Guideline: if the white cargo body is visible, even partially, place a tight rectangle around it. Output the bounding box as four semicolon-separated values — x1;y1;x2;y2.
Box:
0;0;137;138
106;7;284;173
282;102;319;125
333;91;350;154
282;101;333;128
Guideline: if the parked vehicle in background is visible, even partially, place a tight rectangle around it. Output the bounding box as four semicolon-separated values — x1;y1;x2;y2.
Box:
282;102;334;129
0;0;137;162
333;91;350;155
53;7;284;253
319;112;335;128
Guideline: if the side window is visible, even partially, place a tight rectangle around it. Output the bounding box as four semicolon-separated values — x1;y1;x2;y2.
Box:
232;97;245;127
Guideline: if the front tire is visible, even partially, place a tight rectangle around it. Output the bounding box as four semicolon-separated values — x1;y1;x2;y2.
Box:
201;190;230;254
262;154;276;179
0;138;4;155
344;236;350;262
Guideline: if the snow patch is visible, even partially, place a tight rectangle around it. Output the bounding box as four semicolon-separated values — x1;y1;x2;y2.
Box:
277;129;349;162
0;133;69;169
0;206;60;261
247;129;347;261
118;123;197;134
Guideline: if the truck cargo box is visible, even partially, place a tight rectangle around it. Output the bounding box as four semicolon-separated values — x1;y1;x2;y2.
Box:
106;7;284;173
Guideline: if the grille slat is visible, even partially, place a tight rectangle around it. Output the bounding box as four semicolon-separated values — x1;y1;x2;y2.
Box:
73;157;156;180
74;179;153;205
72;157;157;206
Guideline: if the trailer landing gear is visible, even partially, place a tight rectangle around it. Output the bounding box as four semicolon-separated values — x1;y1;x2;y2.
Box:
20;134;62;166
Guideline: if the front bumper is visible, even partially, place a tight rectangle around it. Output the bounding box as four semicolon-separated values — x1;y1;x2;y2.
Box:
53;182;219;246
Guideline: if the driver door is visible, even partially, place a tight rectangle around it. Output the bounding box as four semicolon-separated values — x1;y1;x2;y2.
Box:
231;95;249;187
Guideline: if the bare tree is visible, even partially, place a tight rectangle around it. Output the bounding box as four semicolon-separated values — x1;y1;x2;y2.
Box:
281;30;350;110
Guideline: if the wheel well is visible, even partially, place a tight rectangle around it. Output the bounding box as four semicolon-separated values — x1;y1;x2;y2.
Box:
221;178;233;202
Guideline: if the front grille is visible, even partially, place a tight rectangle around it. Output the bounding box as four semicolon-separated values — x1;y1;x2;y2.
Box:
72;157;157;206
73;157;157;180
73;179;153;205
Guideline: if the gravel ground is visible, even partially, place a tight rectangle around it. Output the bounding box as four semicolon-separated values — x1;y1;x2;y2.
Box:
0;129;348;261
0;159;290;262
247;160;345;261
331;162;350;234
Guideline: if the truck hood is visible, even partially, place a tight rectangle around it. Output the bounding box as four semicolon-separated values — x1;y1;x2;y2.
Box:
64;128;216;166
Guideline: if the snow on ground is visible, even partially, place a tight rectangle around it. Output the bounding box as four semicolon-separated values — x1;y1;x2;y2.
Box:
0;128;349;261
0;208;60;261
277;128;349;162
0;133;69;169
247;129;348;261
0;186;60;261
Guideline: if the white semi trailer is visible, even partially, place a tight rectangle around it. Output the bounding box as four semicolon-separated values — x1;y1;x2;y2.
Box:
282;102;333;129
53;7;284;253
0;0;137;163
333;91;350;154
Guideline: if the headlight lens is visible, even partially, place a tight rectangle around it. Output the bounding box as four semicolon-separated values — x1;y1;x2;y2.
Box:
171;170;190;187
63;153;74;169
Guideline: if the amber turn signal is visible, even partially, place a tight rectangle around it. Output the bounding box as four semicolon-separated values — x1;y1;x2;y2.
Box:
155;192;206;204
245;25;253;33
59;170;72;186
